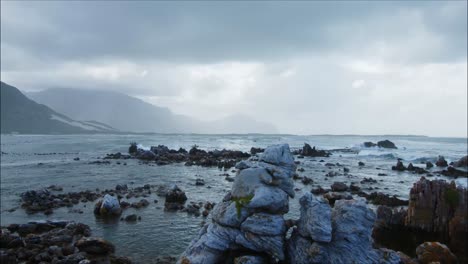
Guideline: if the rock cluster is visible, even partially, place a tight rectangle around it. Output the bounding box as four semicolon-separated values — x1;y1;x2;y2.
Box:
293;143;330;157
0;220;131;264
178;144;402;264
106;144;251;168
178;144;296;263
373;177;467;262
363;140;397;149
287;196;401;264
391;160;428;174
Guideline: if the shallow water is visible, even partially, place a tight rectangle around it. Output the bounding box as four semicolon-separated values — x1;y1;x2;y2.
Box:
1;134;467;263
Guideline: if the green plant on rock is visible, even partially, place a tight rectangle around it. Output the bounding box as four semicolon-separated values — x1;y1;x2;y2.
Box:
232;194;254;218
445;188;460;208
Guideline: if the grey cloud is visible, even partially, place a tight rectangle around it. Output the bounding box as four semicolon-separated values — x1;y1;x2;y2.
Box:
1;1;466;68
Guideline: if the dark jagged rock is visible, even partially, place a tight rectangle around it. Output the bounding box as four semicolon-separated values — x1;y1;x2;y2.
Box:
250;147;264;155
296;143;330;157
330;182;348;192
392;160;406;171
0;221;130;263
373;177;467;262
363;141;377;147
358;161;365;166
360;192;408;206
426;161;434;169
436;156;448;167
128;142;138;154
164;185;187;211
377;140;398;149
454;155;468;167
440;166;468;177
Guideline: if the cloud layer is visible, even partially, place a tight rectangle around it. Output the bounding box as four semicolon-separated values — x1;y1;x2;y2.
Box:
1;1;466;136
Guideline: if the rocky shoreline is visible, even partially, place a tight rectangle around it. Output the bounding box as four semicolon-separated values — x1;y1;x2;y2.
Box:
2;141;467;263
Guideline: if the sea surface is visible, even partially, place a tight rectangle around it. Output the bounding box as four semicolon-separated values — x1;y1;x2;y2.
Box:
1;134;467;263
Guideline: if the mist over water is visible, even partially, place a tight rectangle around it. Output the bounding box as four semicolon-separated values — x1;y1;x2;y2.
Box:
1;134;466;262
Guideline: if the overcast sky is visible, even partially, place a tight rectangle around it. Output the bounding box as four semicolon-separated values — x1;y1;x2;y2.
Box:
1;1;467;137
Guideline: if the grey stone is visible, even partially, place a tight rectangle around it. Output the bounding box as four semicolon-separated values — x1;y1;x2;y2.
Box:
245;186;289;214
241;213;286;236
231;168;273;198
297;193;332;242
259;144;295;170
233;255;266;264
211;201;250;228
236;232;285;261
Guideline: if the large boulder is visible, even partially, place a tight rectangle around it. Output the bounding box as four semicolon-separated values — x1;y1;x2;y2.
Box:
377;140;397;149
287;198;401;264
435;155;448;167
300;143;330;157
454;155;468;167
259;144;295;170
297;193;332;242
94;194;122;216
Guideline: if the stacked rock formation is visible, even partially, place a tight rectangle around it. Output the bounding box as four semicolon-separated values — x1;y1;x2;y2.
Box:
178;144;296;263
287;194;401;263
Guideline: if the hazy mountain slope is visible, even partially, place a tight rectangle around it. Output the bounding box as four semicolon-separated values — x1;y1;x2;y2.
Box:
28;88;183;133
29;88;278;134
0;82;116;134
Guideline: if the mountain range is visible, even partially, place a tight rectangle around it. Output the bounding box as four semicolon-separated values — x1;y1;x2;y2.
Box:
1;82;277;134
0;82;115;134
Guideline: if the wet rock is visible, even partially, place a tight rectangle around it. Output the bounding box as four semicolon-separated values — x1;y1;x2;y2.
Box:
323;192;352;205
358;161;365;166
301;176;313;185
454;155;468;167
311;186;327;195
363;141;377;147
364;192;409;206
377;140;397;149
415;242;457;264
331;182;348;192
115;184;128;191
250;147;265;155
360;177;377;184
94;194;122;216
436;155;448;167
298;143;330;157
392;160;406;171
195;179;205;186
440;166;468;177
426;161;434;169
165;185;187;206
124;214;138;222
129;142;138;154
75;237;115;255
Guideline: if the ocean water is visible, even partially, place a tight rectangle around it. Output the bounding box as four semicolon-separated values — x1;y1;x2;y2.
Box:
1;134;467;263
